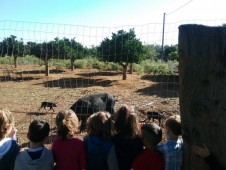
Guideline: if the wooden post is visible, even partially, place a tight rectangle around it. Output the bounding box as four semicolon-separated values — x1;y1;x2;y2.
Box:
179;24;226;170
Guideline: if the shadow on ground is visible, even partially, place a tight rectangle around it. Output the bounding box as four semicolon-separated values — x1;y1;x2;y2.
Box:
78;71;121;77
0;76;41;82
137;74;179;98
35;77;116;88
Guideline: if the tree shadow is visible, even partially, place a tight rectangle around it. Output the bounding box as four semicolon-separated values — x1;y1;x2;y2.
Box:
137;74;179;98
18;69;65;74
136;83;179;98
35;77;116;88
0;76;41;82
78;71;121;77
141;74;179;83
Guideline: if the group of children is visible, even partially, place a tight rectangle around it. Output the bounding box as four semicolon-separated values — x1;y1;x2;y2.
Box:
0;106;184;170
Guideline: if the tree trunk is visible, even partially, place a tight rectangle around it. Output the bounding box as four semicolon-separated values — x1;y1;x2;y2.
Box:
122;63;128;80
179;24;226;170
14;56;17;68
70;58;74;71
45;53;49;76
129;62;133;74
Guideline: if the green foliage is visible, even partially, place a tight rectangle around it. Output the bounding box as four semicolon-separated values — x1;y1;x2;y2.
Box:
168;51;179;61
73;58;122;71
98;28;143;64
0;55;42;65
19;55;42;64
0;56;178;75
132;63;144;74
0;56;13;64
0;35;24;57
142;44;160;60
49;59;70;69
164;44;178;61
140;59;178;75
104;62;122;71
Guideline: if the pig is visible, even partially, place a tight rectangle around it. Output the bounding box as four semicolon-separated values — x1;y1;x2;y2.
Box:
70;92;117;131
39;102;57;111
146;111;164;125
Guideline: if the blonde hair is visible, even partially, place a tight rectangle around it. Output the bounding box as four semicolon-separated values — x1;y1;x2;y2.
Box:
86;111;112;140
55;109;79;140
0;108;14;140
165;115;181;136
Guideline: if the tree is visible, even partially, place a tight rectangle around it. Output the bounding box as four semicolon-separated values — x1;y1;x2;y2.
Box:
143;44;159;60
53;37;84;71
98;28;143;80
179;25;226;169
164;44;178;61
0;35;24;68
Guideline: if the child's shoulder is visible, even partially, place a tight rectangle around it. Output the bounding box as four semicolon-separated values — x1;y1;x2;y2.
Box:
54;136;84;143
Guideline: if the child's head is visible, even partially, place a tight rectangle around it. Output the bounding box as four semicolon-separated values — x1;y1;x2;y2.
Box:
141;123;162;149
86;111;112;140
55;109;79;140
114;105;139;137
0;108;14;140
27;119;50;143
165;115;181;136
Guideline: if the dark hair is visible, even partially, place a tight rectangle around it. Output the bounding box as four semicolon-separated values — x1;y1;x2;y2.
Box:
114;105;139;138
141;123;162;148
165;115;181;136
55;109;79;140
86;111;112;140
28;119;50;143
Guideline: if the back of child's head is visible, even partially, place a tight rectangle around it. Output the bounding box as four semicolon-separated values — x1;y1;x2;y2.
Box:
114;105;139;137
165;115;181;136
28;119;50;143
0;108;14;140
55;109;79;140
86;111;112;140
141;123;162;148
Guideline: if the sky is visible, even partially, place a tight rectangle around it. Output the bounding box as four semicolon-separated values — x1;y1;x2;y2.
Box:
1;0;226;46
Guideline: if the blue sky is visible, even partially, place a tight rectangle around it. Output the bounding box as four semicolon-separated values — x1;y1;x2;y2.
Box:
1;0;226;26
1;0;226;45
1;0;165;26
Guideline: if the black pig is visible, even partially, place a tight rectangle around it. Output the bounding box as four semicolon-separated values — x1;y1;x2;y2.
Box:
70;92;116;131
39;102;57;111
146;111;164;125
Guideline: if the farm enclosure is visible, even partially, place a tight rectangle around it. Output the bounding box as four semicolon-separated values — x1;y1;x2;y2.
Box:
0;63;179;146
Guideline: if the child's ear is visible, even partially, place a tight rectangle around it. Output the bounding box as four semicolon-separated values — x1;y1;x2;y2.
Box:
44;136;49;144
165;126;170;133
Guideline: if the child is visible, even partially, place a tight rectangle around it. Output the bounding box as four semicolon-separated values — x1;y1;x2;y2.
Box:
112;105;143;170
192;144;225;170
84;111;119;170
14;119;54;170
52;109;86;170
131;123;164;170
0;108;20;170
157;115;183;170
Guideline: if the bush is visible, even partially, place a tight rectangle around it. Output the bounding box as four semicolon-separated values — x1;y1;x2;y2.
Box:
74;59;87;69
0;56;178;76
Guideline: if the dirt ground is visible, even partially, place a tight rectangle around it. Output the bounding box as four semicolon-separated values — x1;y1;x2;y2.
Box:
0;64;180;147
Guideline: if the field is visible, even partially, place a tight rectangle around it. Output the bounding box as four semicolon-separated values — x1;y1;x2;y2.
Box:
0;64;180;146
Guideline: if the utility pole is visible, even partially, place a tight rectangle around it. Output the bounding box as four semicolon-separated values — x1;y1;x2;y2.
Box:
161;13;166;60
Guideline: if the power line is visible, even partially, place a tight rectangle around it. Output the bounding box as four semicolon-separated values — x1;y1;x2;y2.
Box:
166;0;193;16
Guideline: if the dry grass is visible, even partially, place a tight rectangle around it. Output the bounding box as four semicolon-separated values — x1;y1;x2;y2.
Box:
0;64;180;146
